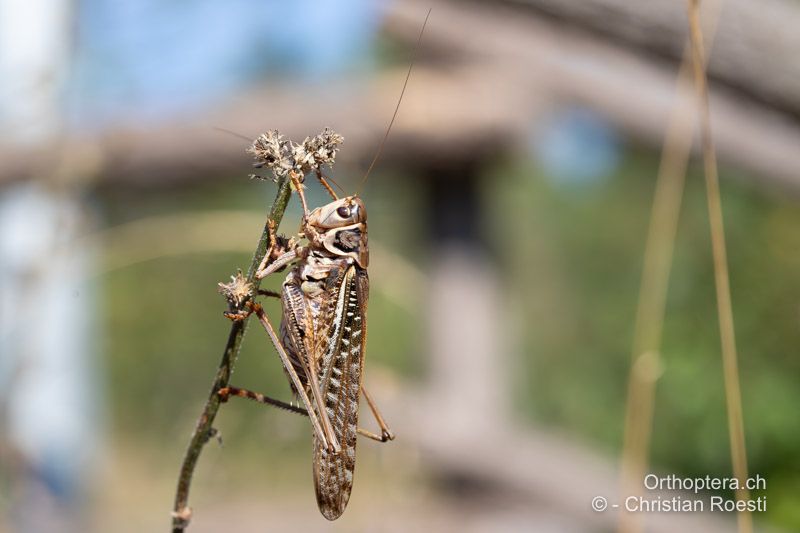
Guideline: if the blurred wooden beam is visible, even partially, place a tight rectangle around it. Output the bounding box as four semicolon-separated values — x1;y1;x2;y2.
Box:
505;0;800;117
0;65;520;189
389;0;800;191
2;0;800;193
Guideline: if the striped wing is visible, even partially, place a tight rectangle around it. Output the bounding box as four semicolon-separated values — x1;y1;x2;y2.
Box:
313;264;368;520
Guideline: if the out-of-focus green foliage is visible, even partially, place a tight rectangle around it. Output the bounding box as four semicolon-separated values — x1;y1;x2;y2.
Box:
489;149;800;530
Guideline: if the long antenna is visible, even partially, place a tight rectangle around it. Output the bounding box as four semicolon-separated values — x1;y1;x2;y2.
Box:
357;8;431;194
213;126;254;142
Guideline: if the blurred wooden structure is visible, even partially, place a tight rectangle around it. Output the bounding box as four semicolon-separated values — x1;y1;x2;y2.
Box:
2;0;800;191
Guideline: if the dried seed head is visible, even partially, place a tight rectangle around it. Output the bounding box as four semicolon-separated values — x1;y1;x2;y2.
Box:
248;130;293;179
301;127;344;169
217;270;252;307
248;128;343;181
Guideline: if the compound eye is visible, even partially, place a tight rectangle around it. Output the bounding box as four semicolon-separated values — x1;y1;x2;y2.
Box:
336;205;351;218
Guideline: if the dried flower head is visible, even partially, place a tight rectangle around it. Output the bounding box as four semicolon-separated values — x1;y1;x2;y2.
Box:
247;128;343;181
218;270;252;308
248;130;293;179
300;127;344;169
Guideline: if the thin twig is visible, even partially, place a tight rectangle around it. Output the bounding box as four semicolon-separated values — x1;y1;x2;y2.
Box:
617;3;722;533
170;174;292;533
687;2;752;532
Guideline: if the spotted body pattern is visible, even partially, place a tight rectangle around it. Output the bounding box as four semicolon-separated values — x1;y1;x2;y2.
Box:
277;196;369;520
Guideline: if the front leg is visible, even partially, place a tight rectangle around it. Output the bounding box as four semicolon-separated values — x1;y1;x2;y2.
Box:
255;219;294;279
256;249;301;280
290;171;310;216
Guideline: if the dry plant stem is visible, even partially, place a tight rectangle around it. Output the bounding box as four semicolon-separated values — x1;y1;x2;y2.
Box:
687;1;752;532
618;3;721;532
618;67;691;533
171;174;293;533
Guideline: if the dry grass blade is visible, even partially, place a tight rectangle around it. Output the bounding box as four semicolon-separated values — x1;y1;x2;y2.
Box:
687;1;752;532
618;3;722;532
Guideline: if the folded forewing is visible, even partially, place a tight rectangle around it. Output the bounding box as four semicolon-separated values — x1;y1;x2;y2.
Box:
313;264;368;520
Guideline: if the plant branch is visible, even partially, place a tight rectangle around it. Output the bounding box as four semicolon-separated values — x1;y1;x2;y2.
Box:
170;174;292;532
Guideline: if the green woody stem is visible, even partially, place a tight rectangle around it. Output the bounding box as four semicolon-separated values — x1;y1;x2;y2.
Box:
171;174;293;532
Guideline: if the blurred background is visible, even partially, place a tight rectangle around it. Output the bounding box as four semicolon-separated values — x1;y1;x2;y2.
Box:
1;0;799;531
